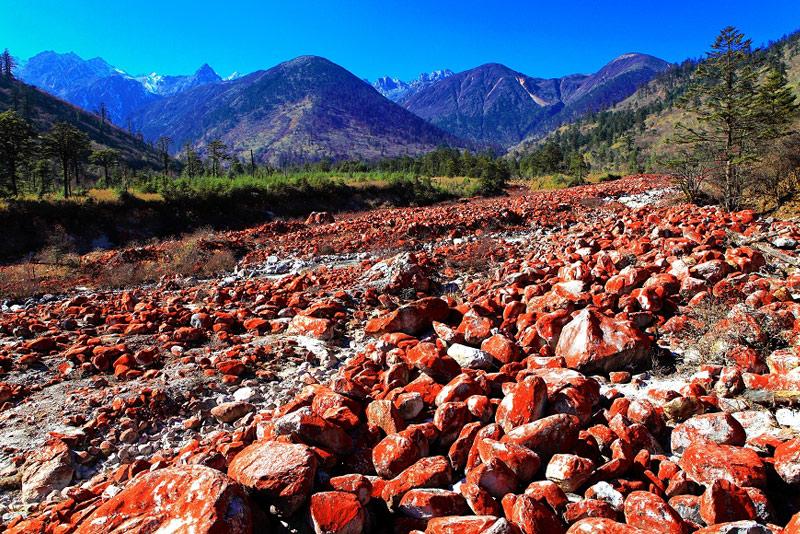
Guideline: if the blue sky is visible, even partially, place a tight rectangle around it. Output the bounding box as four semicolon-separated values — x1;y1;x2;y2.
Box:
2;0;799;80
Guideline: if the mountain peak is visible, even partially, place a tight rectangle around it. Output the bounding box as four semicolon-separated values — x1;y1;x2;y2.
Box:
403;53;669;148
373;68;454;102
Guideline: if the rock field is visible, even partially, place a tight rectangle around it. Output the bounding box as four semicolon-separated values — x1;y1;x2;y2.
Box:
3;175;800;533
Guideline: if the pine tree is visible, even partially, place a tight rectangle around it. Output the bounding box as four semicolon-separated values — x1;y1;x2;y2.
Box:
0;110;33;196
755;66;799;140
156;136;173;175
206;139;228;177
42;122;91;198
676;26;760;210
0;49;15;78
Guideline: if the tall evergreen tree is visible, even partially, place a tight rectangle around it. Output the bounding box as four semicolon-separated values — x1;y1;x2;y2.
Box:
42;122;91;198
676;26;760;210
0;49;15;78
0;110;33;196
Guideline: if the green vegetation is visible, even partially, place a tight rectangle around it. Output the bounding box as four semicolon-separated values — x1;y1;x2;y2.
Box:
515;28;800;210
671;27;799;209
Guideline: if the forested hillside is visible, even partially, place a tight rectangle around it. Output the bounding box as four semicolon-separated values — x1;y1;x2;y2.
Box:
513;30;800;186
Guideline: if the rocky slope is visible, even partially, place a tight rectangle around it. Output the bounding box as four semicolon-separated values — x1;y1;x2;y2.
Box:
2;176;800;533
131;56;460;165
403;54;669;148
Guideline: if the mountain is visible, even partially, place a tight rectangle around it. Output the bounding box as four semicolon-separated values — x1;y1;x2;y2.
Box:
511;31;800;174
134;64;222;96
130;56;459;165
0;76;161;169
18;51;120;98
63;75;159;125
18;52;223;125
373;69;454;102
402;54;669;148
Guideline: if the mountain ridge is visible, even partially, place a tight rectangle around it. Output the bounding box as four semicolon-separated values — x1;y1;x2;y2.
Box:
130;55;462;165
402;53;670;148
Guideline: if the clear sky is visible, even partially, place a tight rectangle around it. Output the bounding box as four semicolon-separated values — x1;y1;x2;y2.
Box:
2;0;799;81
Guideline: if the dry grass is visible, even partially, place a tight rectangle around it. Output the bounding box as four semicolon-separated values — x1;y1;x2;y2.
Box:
1;227;238;299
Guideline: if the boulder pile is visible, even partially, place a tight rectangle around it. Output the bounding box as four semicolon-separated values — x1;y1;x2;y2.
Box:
3;175;800;533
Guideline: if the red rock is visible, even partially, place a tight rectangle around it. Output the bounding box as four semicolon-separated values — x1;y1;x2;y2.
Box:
504;493;565;534
406;342;461;382
545;454;595;493
503;414;580;458
26;336;57;353
476;438;541;483
228;440;316;516
272;408;353;454
448;422;483;471
290;315;335;340
328;474;372;505
564;499;619;523
679;441;767;489
366;399;405;435
243;317;269;331
435;374;484;405
623;491;687;534
555;308;651;374
495;375;547;433
433;402;471;446
173;326;204;342
786;513;800;533
524;480;569;512
366;297;450;336
398;488;468;519
536;309;573;349
699;479;757;525
460;312;494;345
481;334;520;364
309;491;365;534
670;413;746;454
311;388;362;430
460;482;502;516
774;437;800;485
75;465;251;533
425;515;501;534
566;518;646;533
382;456;452;508
373;427;427;479
466;457;519;499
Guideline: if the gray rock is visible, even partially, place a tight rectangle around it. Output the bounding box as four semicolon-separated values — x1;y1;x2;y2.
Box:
210;401;254;424
446;343;494;369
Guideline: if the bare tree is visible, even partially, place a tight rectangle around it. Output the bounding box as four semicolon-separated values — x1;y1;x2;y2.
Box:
96;102;109;131
156;136;173;175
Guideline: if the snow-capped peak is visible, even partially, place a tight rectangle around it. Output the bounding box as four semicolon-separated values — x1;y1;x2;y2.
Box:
373;69;454;102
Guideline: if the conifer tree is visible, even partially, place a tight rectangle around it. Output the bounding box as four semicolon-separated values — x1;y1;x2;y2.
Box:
676;26;760;210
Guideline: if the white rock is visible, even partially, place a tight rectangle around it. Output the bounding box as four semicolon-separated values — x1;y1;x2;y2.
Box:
233;387;254;402
587;481;625;511
446;343;494;369
776;408;800;432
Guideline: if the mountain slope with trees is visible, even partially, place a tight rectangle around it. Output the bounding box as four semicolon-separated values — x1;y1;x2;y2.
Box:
0;69;162;197
512;28;800;211
402;54;669;148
